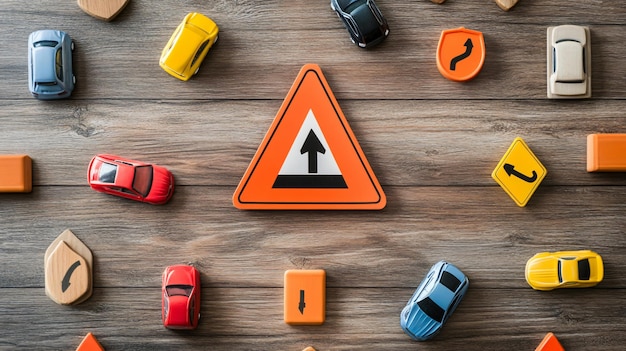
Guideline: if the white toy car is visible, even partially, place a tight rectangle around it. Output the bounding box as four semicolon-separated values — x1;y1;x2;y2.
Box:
547;25;591;98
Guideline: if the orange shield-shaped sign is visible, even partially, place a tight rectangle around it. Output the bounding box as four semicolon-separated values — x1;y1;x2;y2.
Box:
436;27;485;82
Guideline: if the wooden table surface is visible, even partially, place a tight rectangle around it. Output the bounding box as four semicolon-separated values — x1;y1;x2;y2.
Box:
1;1;626;350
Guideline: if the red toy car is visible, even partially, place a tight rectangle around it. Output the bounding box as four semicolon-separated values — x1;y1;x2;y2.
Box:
87;154;174;205
162;265;201;329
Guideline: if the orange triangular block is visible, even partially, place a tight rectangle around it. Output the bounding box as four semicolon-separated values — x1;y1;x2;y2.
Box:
535;332;564;351
233;64;386;210
76;333;104;351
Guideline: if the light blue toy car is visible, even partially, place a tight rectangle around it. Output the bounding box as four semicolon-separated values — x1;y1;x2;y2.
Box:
400;260;469;341
28;30;75;99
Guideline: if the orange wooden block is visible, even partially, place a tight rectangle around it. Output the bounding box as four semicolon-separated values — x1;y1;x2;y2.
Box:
284;270;325;325
76;333;104;351
0;155;32;192
587;134;626;172
302;347;317;351
535;332;564;351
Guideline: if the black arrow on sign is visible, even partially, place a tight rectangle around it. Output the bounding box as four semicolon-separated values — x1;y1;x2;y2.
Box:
298;290;306;314
300;130;326;174
504;163;537;183
450;38;474;71
62;260;81;292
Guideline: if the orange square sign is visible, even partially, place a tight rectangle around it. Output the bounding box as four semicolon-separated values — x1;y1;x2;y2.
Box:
284;270;326;325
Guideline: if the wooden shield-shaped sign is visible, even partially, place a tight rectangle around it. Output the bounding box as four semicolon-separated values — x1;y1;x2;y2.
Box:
436;27;486;82
77;0;130;21
495;0;519;11
45;229;93;305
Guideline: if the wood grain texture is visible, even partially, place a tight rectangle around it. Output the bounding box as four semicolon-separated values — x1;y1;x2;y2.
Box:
1;0;626;350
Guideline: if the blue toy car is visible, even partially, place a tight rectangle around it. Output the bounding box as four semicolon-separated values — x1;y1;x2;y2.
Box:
28;30;75;99
330;0;389;48
400;261;469;341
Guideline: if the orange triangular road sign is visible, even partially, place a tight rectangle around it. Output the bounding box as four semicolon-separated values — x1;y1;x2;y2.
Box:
535;332;565;351
233;64;385;210
76;333;104;351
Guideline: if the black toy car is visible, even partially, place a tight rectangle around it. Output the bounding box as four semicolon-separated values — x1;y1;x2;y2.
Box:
330;0;389;48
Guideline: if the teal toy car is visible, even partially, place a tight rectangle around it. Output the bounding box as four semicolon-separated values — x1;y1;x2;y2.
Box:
28;30;75;99
400;261;469;341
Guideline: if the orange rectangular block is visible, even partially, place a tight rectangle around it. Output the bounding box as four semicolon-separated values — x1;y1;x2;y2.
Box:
284;269;325;325
0;155;32;192
587;134;626;172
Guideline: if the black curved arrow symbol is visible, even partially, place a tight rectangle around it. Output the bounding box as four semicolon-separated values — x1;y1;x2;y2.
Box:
450;38;474;71
504;163;537;183
62;260;81;292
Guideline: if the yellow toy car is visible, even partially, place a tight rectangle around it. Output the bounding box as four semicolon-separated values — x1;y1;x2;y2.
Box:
525;250;603;291
160;13;219;81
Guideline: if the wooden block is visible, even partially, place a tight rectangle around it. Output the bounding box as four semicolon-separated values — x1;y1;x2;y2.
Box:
284;270;325;325
45;229;93;305
76;333;105;351
0;155;32;193
302;348;316;351
535;332;564;351
77;0;129;21
431;0;446;3
587;134;626;172
495;0;519;11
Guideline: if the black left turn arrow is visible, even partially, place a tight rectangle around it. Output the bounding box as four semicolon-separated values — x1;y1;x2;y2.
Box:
504;163;537;183
298;290;306;314
62;260;81;292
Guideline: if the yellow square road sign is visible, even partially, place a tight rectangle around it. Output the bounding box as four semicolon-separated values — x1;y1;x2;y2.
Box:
492;137;547;207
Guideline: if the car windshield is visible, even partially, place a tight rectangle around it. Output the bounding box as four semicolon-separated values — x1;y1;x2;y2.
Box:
34;40;57;47
98;162;118;183
440;271;461;292
417;297;445;323
578;259;591;280
166;285;193;297
132;165;153;197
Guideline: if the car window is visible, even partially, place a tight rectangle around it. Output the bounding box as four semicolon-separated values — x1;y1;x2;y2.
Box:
98;162;118;183
166;285;193;297
191;40;210;67
55;48;63;81
34;40;57;47
133;165;153;197
163;292;169;317
578;259;591;280
557;260;563;283
189;299;195;325
440;271;461;292
417;297;445;323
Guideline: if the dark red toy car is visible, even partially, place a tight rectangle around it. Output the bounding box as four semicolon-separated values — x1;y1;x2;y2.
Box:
162;265;201;329
87;154;174;205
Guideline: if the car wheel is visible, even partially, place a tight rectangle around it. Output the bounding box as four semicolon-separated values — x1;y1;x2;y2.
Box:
72;75;76;85
194;67;200;75
71;41;75;51
214;35;218;44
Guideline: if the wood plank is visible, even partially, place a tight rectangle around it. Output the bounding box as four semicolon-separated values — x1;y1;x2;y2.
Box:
1;287;625;350
1;1;625;99
1;186;626;289
0;100;625;186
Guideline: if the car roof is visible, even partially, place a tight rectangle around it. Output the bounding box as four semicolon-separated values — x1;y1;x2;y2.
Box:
33;47;57;84
162;25;207;75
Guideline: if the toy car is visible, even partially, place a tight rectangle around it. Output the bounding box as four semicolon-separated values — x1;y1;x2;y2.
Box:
547;25;591;98
330;0;389;48
28;30;75;99
160;12;219;81
525;250;603;291
162;265;201;329
87;154;174;205
400;261;469;341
